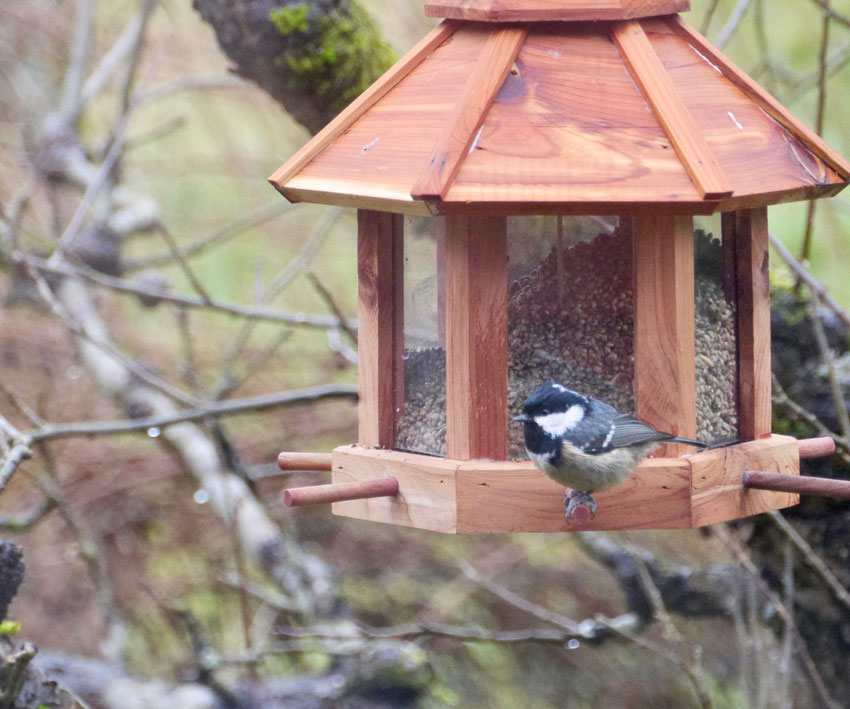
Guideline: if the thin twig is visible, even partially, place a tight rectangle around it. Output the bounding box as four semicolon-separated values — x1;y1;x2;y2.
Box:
713;525;839;709
275;622;581;646
630;552;713;709
771;374;850;462
716;0;753;49
699;0;721;35
307;272;357;346
11;251;355;330
459;560;581;634
210;206;342;397
799;4;831;266
768;510;850;613
156;225;213;303
125;200;291;270
769;232;850;328
807;294;850;438
23;384;358;442
0;498;57;532
58;0;95;123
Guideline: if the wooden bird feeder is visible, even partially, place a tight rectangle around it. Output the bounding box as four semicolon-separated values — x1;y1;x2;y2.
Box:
269;1;850;533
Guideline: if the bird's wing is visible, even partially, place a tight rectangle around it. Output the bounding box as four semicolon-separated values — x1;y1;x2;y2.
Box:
584;414;672;453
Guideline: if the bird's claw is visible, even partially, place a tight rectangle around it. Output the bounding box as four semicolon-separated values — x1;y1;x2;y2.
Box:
564;490;597;522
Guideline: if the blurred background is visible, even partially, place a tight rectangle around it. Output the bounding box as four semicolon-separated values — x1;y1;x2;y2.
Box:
2;1;850;706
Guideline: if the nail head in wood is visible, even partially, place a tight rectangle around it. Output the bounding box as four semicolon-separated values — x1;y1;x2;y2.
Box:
283;477;400;507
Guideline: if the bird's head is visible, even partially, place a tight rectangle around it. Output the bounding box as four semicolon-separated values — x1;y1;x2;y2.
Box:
513;381;590;438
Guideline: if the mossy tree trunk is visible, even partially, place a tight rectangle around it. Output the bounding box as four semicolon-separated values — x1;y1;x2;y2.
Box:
193;0;397;134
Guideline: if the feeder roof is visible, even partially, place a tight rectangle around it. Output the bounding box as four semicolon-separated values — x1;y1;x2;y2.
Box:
269;14;850;217
424;0;691;22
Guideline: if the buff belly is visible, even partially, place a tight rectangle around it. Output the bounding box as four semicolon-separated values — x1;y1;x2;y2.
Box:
527;441;659;492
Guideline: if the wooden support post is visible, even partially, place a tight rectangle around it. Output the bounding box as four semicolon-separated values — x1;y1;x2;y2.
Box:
732;207;772;440
435;216;447;347
357;210;404;448
445;215;508;460
633;214;696;457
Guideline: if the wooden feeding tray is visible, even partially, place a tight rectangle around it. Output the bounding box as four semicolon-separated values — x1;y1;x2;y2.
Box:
269;1;850;533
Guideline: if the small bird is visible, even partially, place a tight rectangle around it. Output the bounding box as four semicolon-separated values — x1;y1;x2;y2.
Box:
514;382;707;520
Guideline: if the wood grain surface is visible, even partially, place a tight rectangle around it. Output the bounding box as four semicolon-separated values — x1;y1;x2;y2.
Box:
268;20;459;192
357;210;403;448
689;435;798;526
732;207;772;440
611;20;733;200
633;213;696;457
424;0;690;22
412;26;527;200
331;446;459;532
445;215;509;461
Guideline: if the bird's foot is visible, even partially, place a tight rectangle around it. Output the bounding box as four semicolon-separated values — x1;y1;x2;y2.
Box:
564;490;597;523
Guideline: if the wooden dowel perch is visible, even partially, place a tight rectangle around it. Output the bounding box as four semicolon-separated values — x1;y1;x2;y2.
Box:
743;471;850;500
277;452;333;471
283;477;399;507
798;436;836;459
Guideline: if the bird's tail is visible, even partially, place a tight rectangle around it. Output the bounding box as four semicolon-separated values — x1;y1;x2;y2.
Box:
667;436;737;450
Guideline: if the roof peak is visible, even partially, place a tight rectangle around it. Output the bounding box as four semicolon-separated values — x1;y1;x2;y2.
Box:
424;0;690;22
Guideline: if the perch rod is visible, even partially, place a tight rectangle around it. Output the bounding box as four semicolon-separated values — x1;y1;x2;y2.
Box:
743;472;850;499
283;477;399;507
277;452;333;471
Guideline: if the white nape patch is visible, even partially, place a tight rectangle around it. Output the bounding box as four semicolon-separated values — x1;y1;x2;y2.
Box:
535;404;584;437
727;111;744;130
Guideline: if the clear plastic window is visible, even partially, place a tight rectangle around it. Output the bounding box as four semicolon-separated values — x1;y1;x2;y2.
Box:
393;217;446;456
507;216;633;459
694;215;739;444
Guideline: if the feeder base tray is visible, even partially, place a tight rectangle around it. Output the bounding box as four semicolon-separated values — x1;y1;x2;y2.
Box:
330;435;799;533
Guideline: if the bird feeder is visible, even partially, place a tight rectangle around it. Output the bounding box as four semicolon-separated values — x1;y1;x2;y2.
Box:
270;1;849;532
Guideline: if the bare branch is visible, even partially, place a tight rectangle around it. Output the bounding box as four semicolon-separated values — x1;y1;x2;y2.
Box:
807;294;850;438
57;0;95;123
459;560;582;634
24;384;358;442
274;622;581;647
11;251;356;331
769;231;850;328
768;511;850;614
630;552;713;709
771;374;850;462
713;525;840;709
125;200;292;270
0;498;57;532
715;0;753;49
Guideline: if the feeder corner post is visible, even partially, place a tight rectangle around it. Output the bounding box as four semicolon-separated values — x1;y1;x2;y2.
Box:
632;212;697;457
356;209;404;449
445;214;509;461
730;206;771;441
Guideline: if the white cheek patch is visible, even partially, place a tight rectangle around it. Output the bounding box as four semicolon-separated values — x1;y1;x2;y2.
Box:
535;404;584;437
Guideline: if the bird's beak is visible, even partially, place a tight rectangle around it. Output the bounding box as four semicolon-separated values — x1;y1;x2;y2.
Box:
512;414;531;423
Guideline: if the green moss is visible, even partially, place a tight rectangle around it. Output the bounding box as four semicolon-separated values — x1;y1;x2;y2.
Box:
270;4;309;34
270;2;397;114
0;620;20;636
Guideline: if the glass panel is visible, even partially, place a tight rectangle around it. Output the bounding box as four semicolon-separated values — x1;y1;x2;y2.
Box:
507;216;633;459
394;216;446;456
694;214;738;444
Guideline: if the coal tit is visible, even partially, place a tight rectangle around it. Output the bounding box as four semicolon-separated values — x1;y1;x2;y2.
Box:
514;382;706;519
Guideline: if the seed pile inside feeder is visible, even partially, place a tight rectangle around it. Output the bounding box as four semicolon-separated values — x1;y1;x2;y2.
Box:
394;226;738;458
